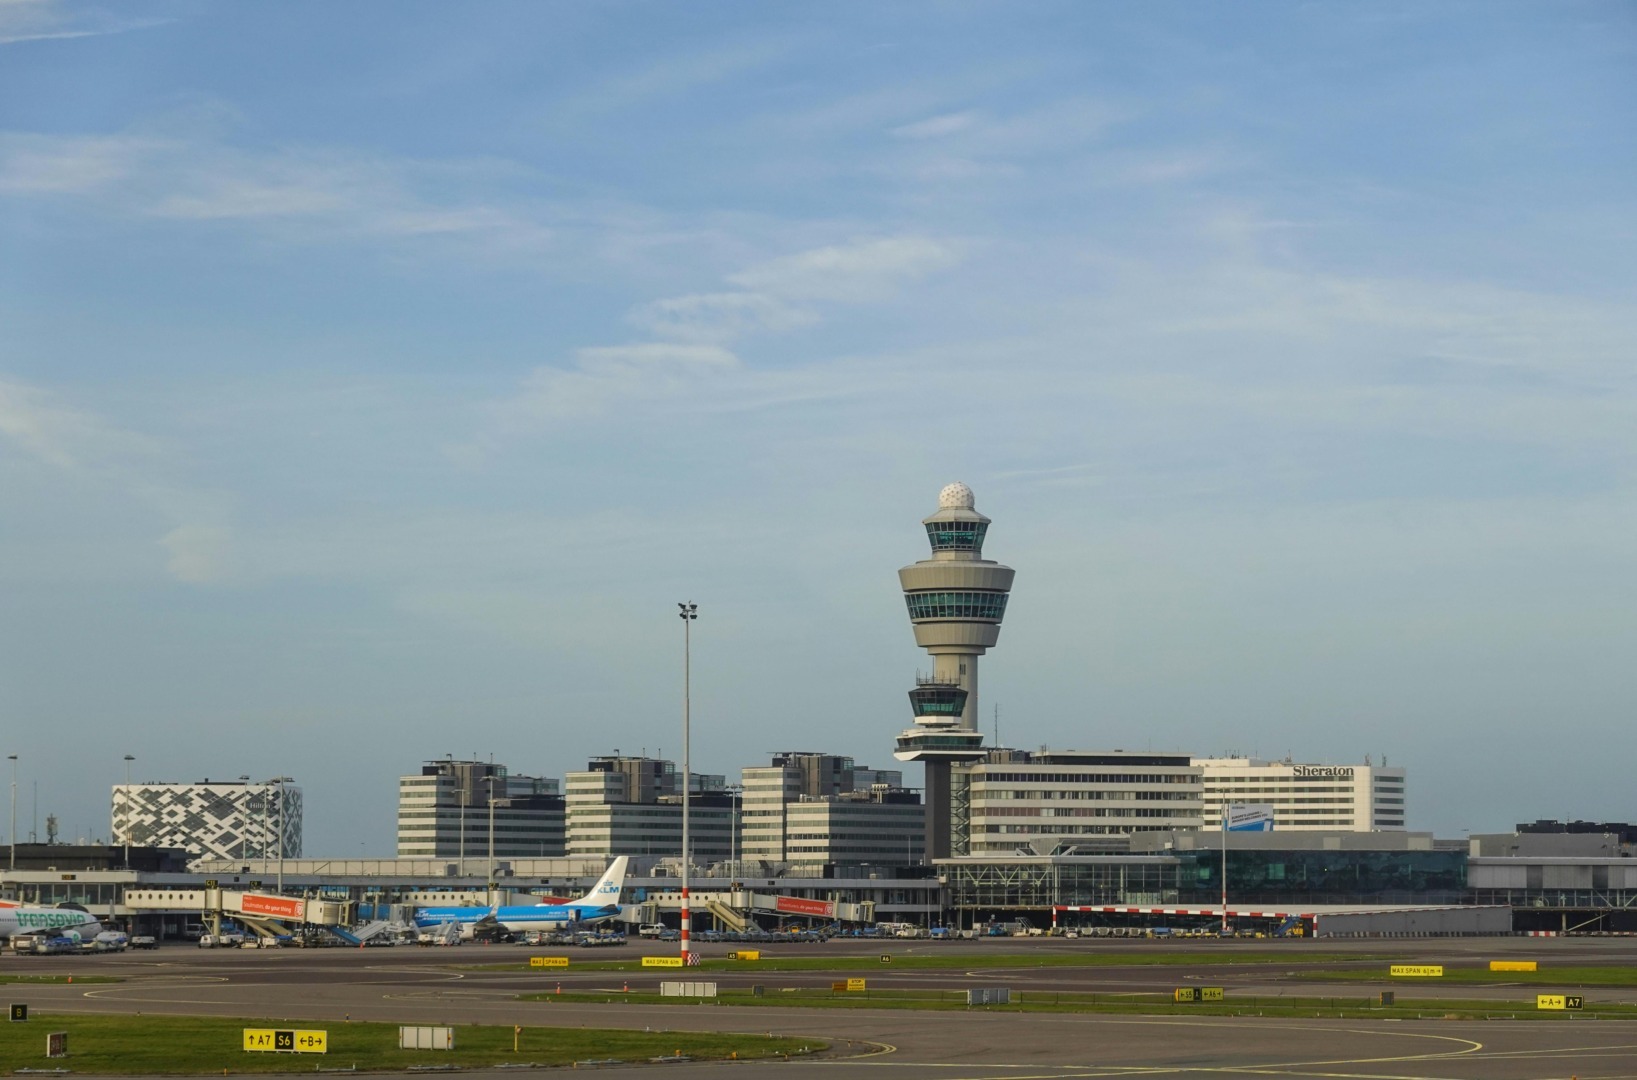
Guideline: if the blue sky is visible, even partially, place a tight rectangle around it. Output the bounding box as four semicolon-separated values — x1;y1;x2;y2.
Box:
1;1;1633;853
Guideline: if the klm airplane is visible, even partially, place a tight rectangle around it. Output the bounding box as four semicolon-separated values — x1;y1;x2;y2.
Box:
413;856;628;939
0;901;103;942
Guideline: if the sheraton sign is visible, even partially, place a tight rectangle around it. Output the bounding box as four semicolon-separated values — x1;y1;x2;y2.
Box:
1290;766;1355;779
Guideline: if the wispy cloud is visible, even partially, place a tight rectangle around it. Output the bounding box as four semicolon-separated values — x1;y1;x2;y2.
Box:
889;98;1127;156
728;235;961;302
0;375;238;586
0;132;158;193
493;343;741;427
548;36;793;122
625;236;963;344
891;111;979;140
629;291;817;345
0;129;553;253
160;524;233;585
474;234;965;445
0;0;169;46
0;376;155;468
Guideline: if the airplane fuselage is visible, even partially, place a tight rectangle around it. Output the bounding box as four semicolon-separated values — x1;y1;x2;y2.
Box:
0;905;102;941
413;902;620;935
412;856;629;938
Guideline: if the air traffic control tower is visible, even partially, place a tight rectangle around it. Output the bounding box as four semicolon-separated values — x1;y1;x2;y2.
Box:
894;482;1015;859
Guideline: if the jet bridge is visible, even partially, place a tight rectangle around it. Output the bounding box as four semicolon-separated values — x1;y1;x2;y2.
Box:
642;889;873;928
123;886;351;941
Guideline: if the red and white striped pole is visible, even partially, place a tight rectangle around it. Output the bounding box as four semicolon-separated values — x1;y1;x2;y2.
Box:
678;602;697;966
679;884;691;963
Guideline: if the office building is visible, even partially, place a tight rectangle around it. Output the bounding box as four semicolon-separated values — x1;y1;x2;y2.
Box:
894;482;1016;859
740;752;913;864
111;780;302;861
564;798;736;860
1194;757;1406;832
395;760;564;860
785;791;925;865
958;750;1204;856
565;755;733;861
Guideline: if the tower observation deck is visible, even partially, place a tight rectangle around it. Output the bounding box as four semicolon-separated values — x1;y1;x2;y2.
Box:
893;482;1015;858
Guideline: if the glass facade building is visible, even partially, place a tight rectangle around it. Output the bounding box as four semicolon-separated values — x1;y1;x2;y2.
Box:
1178;849;1467;906
945;857;1181;915
942;844;1468;915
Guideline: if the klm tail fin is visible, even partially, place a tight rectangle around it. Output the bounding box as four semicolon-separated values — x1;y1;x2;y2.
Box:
573;856;629;907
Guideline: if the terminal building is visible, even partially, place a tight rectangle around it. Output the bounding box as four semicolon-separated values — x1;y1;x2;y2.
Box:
1195;757;1407;832
565;755;735;861
743;756;923;864
111;779;302;860
958;750;1204;856
16;486;1623;941
19;825;1628;941
395;759;565;860
740;752;922;865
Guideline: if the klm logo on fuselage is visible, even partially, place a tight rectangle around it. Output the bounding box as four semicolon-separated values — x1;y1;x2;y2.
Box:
17;912;88;929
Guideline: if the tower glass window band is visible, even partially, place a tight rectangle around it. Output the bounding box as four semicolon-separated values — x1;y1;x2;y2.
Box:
925;521;988;551
908;686;966;715
904;591;1009;620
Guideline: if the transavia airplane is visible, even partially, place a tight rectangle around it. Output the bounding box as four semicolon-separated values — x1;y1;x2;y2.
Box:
413;856;628;938
0;901;103;941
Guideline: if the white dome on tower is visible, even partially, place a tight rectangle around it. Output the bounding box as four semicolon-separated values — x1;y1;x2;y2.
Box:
937;482;975;510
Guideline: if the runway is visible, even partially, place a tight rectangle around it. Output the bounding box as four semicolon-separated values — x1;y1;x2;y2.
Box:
7;937;1637;1077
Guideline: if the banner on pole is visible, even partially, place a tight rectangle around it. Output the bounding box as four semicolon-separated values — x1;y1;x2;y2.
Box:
1226;804;1275;832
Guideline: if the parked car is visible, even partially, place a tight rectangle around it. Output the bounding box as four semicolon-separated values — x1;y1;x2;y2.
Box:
129;935;158;950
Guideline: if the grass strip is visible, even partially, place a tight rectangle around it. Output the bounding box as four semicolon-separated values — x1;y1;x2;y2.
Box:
518;986;1637;1021
467;950;1369;974
0;1013;821;1074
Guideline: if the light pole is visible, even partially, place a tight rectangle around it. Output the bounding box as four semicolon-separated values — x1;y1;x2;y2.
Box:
7;754;17;871
678;601;697;964
263;777;293;894
730;784;740;871
1220;801;1230;936
485;775;500;905
121;755;135;869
